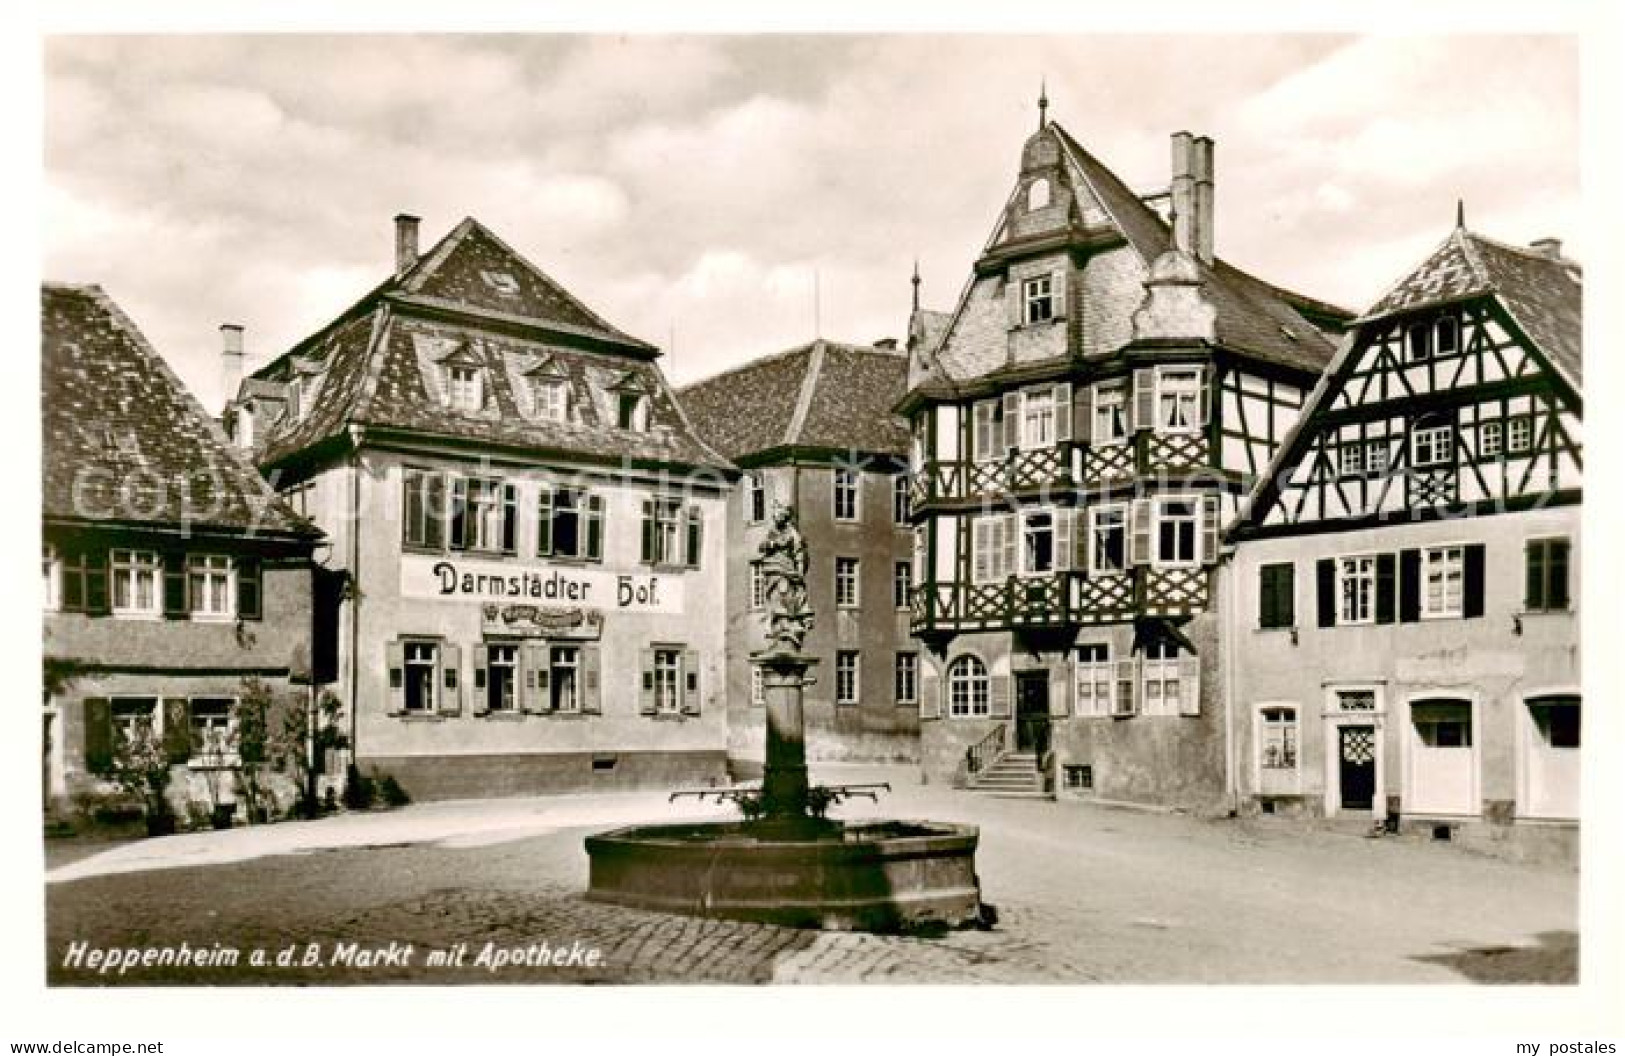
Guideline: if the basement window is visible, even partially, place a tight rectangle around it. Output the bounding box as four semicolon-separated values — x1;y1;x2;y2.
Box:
1063;764;1093;791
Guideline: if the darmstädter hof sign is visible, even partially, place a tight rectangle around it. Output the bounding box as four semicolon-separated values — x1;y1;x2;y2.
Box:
400;554;684;614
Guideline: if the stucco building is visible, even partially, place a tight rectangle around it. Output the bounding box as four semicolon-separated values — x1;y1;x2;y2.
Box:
898;103;1351;808
230;215;735;800
41;283;324;818
1230;218;1582;859
679;339;917;770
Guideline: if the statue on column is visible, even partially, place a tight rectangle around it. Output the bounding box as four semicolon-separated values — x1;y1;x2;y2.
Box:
757;505;814;654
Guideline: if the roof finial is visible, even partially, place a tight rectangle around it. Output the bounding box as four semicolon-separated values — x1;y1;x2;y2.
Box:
1038;78;1049;130
911;258;921;312
1456;198;1466;230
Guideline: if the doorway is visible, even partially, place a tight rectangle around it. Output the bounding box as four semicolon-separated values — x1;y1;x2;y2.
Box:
1015;671;1050;755
1338;725;1377;810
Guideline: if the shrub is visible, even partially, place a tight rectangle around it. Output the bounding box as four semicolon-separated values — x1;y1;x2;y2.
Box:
377;773;411;808
343;764;375;810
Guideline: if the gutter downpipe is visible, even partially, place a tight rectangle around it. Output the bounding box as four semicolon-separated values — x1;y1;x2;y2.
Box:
1221;538;1239;815
347;427;364;768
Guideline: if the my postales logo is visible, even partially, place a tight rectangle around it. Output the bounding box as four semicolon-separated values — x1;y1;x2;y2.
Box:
399;554;682;614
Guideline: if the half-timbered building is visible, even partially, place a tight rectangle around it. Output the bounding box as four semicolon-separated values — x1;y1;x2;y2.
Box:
1230;218;1582;858
899;102;1351;808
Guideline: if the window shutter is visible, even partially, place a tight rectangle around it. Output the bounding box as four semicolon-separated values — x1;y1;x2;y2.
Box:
1278;564;1296;628
1048;663;1071;718
1549;539;1570;610
582;646;602;715
449;477;469;551
638;650;657;715
1463;543;1486;619
439;644;462;716
1201;493;1221;565
640;501;656;564
535;486;554;556
681;650;702;715
163;698;191;763
471;644;490;715
1525;540;1544;611
919;671;941;720
685;506;703;569
1399;548;1422;623
1259;566;1278;629
1076;385;1094;444
521;643;548;714
585;495;604;562
162;552;188;619
1134;367;1157;432
501;484;518;554
1316;558;1336;628
1196;367;1212;428
83;698;113;775
1000;514;1018;579
386;641;405;715
1054;509;1075;572
1054;383;1073;443
61;550;85;612
1113;658;1139;716
973;402;993;461
236;556;262;620
403;472;423;547
425;473;446;549
1375;553;1397;625
972;519;991;583
1178;657;1202;716
989;673;1012;719
1129;500;1153;566
1002;392;1021;450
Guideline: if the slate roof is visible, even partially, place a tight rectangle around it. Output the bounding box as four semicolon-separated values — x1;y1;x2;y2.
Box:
41;283;316;539
678;340;910;462
249;218;730;474
1364;226;1582;388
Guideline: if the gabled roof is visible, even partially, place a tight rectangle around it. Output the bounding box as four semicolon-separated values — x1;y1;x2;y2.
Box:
1363;226;1582;388
679;339;910;462
41;284;316;539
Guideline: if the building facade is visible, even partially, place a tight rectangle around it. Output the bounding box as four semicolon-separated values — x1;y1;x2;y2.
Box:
679;339;918;770
41;284;324;819
232;216;735;800
1230;221;1582;858
899;108;1351;809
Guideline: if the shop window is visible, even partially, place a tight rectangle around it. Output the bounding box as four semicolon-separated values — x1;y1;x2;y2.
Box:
1412;699;1473;747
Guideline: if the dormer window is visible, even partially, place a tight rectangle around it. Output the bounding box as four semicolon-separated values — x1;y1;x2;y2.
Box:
617;392;648;432
1027;178;1051;210
1023;276;1055;324
446;365;482;412
531;377;569;422
481;270;520;296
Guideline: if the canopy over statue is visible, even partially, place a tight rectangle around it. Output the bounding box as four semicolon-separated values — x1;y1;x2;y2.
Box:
757;506;815;654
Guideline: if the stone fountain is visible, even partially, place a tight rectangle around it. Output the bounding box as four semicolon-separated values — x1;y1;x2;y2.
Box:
585;507;982;932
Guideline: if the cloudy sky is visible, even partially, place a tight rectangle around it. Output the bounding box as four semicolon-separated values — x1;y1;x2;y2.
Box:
44;34;1579;409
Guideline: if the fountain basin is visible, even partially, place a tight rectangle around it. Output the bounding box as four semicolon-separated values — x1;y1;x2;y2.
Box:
585;819;981;932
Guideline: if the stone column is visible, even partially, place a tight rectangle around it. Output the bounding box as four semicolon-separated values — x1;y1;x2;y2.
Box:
753;650;818;820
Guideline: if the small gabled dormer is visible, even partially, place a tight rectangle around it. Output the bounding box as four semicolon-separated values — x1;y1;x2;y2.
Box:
607;369;655;433
521;353;572;424
436;341;488;414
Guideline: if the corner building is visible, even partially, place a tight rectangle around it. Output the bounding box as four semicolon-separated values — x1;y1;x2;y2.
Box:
233;216;735;800
900;108;1351;809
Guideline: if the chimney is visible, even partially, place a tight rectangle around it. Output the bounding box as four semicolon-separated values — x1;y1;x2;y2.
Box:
219;323;245;406
394;213;421;278
1170;131;1196;257
1529;237;1563;260
1192;136;1215;265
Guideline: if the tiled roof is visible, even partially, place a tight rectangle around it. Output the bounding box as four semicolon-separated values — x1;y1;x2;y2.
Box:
679;340;910;461
1364;227;1582;388
251;219;730;474
41;284;316;538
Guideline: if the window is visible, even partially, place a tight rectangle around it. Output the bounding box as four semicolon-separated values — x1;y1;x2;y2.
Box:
894;653;918;706
642;499;701;567
1337;689;1377;712
1412;699;1472;748
1063;764;1093;791
1339;444;1363;477
43;544;60;611
190;698;236;764
651;649;681;713
462;477;516;553
1022;275;1054;324
1422;546;1465;618
1525;538;1571;612
1411;422;1454;467
187;555;235;619
110;549;160;616
404;642;438;712
1141;639;1183;716
402;468;446;550
972;515;1015;583
750;563;767;610
482;644;518;713
538;486;602;561
836;651;859;705
111;698;159;748
833;468;860;521
617;393;648;431
531;377;569;422
1407;323;1432;362
550;646;579;713
1365;440;1390;475
1158;369;1202;433
1508;415;1533;453
1020;388;1056;449
1074;644;1112;716
746;473;767;524
1337;556;1377;625
893;473;909;523
835;557;860;608
1528;695;1580;749
894;561;912;610
1021;511;1055;574
1093;381;1127;444
1090;505;1127;575
1155;499;1199;566
1260;707;1298;770
947;655;990;718
446;365;482;411
972;399;1004;462
482;270;520;295
1259;562;1295;629
1480;420;1503;459
1027;178;1051;210
1435;318;1460;356
750;666;765;707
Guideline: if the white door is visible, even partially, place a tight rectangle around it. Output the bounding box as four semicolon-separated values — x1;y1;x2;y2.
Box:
1407;698;1477;816
1524;696;1580;820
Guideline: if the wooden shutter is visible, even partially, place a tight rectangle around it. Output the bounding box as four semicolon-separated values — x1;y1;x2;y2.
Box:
521;643;549;714
1525;540;1544;610
236;556;262;621
162;552;188;619
684;507;703;569
85;551;110;615
1048;663;1071;718
1000;514;1018;579
989;673;1012;719
162;698;191;763
449;477;468;551
640;500;656;564
1113;658;1139;716
919;670;941;720
638;649;657;715
581;646;602;715
60;549;85;611
1259;566;1278;629
1201;493;1221;564
471;644;490;715
1375;553;1397;625
681;650;702;715
535;486;554;556
972;519;991;583
386;641;405;715
1129;500;1153;566
1002;392;1021;450
439;644;462;716
1278;564;1296;628
1054;383;1073;443
425;473;446;549
83;697;113;775
1178;657;1202;716
973;402;993;461
1196;366;1212;428
1316;558;1336;628
501;484;518;553
1399;549;1422;623
403;470;424;547
1076;385;1094;444
1463;543;1486;619
1054;509;1075;572
585;495;605;562
1134;367;1157;432
1549;539;1570;609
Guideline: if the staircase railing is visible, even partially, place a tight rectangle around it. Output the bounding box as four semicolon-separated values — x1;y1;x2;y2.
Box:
965;723;1007;776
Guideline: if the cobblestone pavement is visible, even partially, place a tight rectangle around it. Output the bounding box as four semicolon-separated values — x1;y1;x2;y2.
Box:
44;768;1579;985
